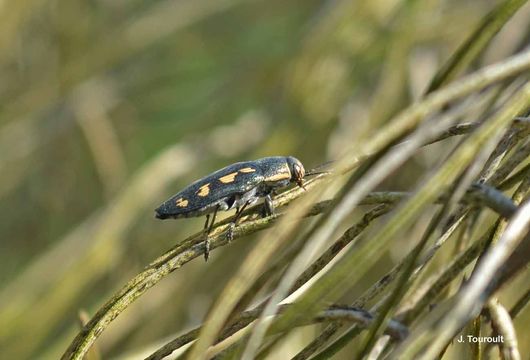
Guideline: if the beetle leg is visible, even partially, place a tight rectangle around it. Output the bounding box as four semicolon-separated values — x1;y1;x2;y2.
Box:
203;206;219;261
226;200;251;242
263;194;274;217
207;208;218;233
203;214;211;231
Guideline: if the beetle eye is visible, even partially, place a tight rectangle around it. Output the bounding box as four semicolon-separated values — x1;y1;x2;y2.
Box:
297;165;305;179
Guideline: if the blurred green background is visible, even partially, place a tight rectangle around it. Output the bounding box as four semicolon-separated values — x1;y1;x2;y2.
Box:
1;0;530;359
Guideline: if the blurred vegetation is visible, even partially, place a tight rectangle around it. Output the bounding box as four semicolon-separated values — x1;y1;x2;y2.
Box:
2;0;530;359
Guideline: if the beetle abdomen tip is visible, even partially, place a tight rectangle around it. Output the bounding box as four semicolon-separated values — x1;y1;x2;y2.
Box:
154;209;167;219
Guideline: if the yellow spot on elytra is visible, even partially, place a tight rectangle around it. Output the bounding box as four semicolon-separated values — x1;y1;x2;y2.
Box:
219;172;238;183
175;198;188;207
239;167;256;173
267;171;290;181
197;183;210;197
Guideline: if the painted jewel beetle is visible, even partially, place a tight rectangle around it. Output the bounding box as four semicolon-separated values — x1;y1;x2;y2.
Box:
155;156;306;261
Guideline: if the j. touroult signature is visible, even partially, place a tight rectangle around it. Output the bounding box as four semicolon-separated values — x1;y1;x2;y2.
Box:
457;335;504;343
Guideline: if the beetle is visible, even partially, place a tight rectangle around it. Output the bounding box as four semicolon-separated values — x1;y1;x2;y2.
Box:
155;156;306;260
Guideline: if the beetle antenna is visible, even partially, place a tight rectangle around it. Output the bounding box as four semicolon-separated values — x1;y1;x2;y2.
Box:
297;179;307;191
304;170;332;177
305;160;335;177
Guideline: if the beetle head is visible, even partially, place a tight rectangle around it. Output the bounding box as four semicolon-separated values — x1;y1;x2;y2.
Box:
287;156;306;190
